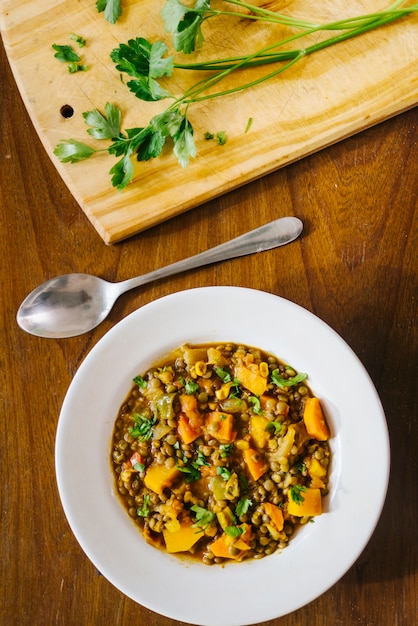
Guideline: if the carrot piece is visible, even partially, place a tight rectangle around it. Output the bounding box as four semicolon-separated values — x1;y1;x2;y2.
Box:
144;464;180;495
178;394;203;443
178;414;201;444
264;502;284;531
287;487;322;517
243;447;268;481
234;365;268;396
163;522;201;553
303;397;330;441
205;411;236;443
210;532;251;560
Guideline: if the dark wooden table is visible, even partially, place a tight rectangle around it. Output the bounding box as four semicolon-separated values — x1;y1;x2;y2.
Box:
1;35;417;626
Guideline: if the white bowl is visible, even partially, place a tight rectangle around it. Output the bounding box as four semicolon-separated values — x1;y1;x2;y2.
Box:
55;287;390;626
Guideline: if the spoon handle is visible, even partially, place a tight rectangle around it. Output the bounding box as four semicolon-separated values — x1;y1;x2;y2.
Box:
116;217;303;296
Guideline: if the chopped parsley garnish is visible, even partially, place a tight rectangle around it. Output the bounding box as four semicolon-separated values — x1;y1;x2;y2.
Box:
133;375;147;389
271;369;307;389
129;413;157;440
177;463;201;482
249;396;262;414
191;505;215;530
70;33;86;48
184;378;200;394
289;484;307;505
235;498;252;517
216;466;232;481
225;525;243;538
52;44;80;63
137;494;150;517
266;420;282;435
219;443;233;458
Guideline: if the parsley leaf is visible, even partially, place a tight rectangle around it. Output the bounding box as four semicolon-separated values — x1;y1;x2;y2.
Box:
219;443;233;458
52;44;80;63
177;463;201;482
83;103;122;140
133;375;147;389
216;466;231;481
53;140;96;163
137;494;150;517
289;484;307;505
129;413;157;441
249;396;262;415
225;525;243;538
271;369;307;389
184;378;199;394
235;498;252;517
110;38;173;102
266;420;282;435
96;0;122;24
191;504;215;530
70;33;86;48
161;0;211;53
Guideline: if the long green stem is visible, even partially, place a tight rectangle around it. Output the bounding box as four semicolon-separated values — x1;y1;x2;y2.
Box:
168;5;417;106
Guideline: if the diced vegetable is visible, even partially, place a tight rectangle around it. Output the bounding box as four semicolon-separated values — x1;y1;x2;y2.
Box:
287;487;322;517
144;464;180;494
243;447;268;481
178;394;203;443
249;415;270;448
178;413;201;444
205;411;236;443
216;506;236;530
303;397;330;441
163;522;202;553
181;345;208;366
264;502;284;531
210;530;251;560
276;425;296;459
307;457;327;488
207;347;225;366
235;365;268;396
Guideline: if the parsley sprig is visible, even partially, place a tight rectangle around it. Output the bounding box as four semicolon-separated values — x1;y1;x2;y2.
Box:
55;1;418;189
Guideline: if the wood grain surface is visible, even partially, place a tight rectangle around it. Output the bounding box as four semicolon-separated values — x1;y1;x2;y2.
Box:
1;32;417;626
1;0;417;242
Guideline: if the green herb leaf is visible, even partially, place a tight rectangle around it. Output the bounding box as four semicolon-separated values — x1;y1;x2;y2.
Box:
68;63;88;73
137;494;150;517
83;103;122;140
70;33;86;48
216;131;227;145
225;525;243;538
216;466;232;481
214;367;232;383
96;0;122;24
289;484;307;505
184;378;200;394
53;140;96;163
194;450;210;467
129;413;157;441
52;44;80;63
162;0;211;53
191;504;215;530
133;462;145;472
172;116;197;167
266;420;282;435
177;463;201;482
249;396;262;415
111;38;173;101
219;443;233;458
271;369;307;389
235;498;252;517
109;152;135;191
133;375;147;389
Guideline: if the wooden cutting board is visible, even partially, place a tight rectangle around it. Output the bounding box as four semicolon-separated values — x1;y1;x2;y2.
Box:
1;1;417;243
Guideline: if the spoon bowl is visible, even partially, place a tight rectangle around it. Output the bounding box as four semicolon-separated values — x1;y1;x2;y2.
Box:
16;217;303;338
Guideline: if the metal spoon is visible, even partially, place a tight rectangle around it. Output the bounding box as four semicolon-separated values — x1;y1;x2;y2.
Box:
16;216;303;338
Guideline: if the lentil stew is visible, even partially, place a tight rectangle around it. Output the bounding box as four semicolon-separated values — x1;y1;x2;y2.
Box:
111;343;331;564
